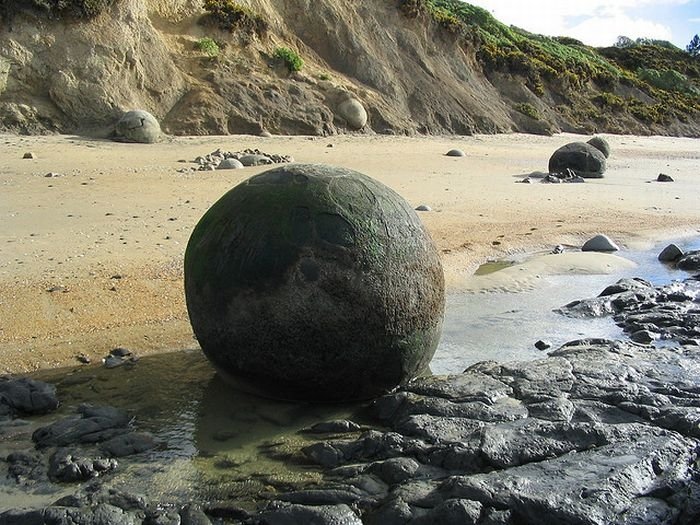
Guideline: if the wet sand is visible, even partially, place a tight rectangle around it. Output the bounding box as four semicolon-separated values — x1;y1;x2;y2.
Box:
1;132;699;373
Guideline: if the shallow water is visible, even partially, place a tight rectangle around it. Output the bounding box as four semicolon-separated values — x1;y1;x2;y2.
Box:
2;237;698;511
433;237;700;373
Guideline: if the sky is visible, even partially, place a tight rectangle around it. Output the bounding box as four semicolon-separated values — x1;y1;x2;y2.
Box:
466;0;700;49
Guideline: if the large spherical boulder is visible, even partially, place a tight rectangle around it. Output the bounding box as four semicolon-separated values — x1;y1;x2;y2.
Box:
337;96;368;130
113;109;161;143
548;142;606;178
184;164;445;402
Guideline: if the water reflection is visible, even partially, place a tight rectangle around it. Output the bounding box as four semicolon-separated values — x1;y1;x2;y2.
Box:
2;351;359;509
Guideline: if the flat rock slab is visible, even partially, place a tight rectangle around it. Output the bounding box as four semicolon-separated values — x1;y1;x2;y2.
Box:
297;339;700;524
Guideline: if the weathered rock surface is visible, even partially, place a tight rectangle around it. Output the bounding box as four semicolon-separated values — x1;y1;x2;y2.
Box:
48;449;118;482
677;250;700;271
337;96;368;130
113;109;161;143
659;243;684;262
2;268;700;524
0;378;58;417
100;432;159;457
290;339;700;524
185;164;445;401
549;142;607;178
32;405;131;448
558;275;700;347
587;135;611;158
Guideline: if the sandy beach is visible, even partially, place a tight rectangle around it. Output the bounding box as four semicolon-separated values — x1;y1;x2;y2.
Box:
1;132;699;374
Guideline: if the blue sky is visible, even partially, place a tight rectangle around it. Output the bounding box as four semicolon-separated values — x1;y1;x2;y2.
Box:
466;0;700;48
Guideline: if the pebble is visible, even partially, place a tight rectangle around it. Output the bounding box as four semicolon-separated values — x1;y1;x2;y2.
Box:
415;204;432;212
44;172;62;178
657;173;674;182
445;149;465;157
534;339;551;350
23;152;36;159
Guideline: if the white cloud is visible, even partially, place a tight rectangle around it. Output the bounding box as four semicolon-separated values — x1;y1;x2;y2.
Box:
467;0;689;46
567;15;675;46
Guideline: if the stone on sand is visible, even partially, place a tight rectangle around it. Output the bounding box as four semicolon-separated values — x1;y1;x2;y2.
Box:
587;136;610;158
548;142;606;178
184;164;445;402
581;234;619;252
113;109;161;144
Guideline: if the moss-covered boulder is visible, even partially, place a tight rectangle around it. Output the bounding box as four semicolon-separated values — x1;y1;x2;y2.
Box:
548;142;607;178
184;164;445;402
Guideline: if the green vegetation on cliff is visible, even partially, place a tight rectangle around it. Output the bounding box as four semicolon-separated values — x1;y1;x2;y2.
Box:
400;0;699;128
202;0;268;38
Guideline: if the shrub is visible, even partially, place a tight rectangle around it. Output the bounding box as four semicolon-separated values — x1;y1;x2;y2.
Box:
274;46;303;72
196;37;220;58
202;0;267;37
593;92;625;111
637;67;698;94
318;73;331;81
515;103;540;120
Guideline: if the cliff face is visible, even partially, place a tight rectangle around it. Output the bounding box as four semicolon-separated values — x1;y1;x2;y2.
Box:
0;0;698;137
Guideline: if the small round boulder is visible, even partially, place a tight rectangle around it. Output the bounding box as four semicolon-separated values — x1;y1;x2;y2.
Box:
113;110;161;144
184;164;445;402
587;136;611;158
217;158;244;170
446;149;465;157
548;142;606;178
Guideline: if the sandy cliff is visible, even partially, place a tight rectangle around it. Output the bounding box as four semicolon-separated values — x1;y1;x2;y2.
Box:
0;0;698;136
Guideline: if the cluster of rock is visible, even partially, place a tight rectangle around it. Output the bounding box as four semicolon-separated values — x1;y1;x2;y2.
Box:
561;274;700;344
521;136;610;183
520;169;584;184
659;244;700;270
177;148;294;172
292;341;699;525
4;336;699;523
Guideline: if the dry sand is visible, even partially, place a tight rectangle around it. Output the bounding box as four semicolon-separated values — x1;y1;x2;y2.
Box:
1;132;699;374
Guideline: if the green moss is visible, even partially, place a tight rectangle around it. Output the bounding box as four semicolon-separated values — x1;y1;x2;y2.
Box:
274;46;304;72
